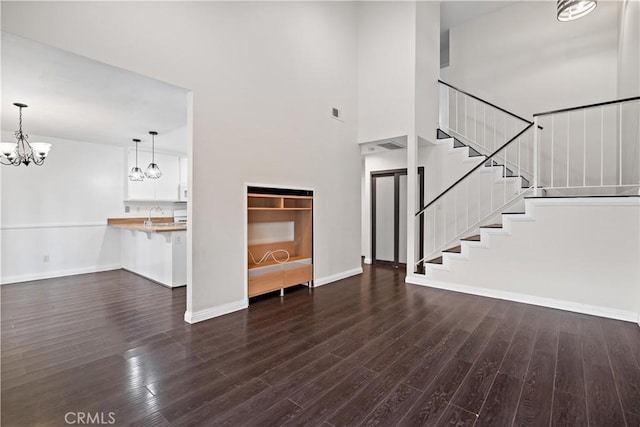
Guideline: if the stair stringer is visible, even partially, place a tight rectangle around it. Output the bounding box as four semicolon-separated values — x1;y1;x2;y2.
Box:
410;197;640;322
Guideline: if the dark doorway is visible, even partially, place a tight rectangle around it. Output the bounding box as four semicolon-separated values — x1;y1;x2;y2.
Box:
371;167;424;268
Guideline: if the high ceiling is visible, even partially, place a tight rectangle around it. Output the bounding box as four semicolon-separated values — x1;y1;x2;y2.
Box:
1;32;189;152
441;1;516;33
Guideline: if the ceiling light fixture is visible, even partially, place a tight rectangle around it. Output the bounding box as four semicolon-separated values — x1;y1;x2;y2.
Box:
145;131;162;179
1;103;51;166
128;138;145;181
557;0;597;21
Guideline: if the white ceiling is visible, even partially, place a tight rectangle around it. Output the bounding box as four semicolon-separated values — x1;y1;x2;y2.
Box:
1;32;189;152
441;1;517;33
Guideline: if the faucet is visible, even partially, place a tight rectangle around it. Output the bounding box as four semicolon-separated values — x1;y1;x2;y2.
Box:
145;206;164;226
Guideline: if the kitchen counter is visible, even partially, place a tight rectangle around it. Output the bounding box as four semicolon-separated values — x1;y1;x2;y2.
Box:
107;217;187;232
108;217;186;288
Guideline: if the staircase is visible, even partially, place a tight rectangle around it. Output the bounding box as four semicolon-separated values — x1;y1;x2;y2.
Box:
411;82;640;323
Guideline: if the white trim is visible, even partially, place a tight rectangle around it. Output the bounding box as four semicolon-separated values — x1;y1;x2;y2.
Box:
363;258;372;265
406;274;639;324
314;267;363;288
526;196;640;207
184;299;248;324
1;222;106;230
1;264;122;285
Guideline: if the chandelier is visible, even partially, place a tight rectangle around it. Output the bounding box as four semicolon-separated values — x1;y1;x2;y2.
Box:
1;103;52;166
557;0;597;21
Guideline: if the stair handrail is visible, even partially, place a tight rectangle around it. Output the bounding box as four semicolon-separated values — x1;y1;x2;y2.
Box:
533;95;640;117
439;80;533;127
416;123;534;217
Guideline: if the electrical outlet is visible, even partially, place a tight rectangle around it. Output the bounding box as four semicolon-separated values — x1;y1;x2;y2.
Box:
124;206;130;213
175;235;183;245
43;255;50;263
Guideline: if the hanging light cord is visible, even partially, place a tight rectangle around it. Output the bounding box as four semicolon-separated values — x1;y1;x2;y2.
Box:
248;249;291;265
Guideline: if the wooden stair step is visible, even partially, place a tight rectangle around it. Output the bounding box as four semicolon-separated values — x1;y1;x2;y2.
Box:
426;256;443;264
462;235;481;241
480;223;502;228
444;245;462;253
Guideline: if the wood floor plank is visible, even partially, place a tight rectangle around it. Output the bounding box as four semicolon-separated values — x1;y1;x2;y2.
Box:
555;331;585;398
551;390;587;427
403;329;469;391
475;372;522;427
454;316;499;363
361;383;422;426
601;319;640;416
397;358;472;427
435;404;478;426
327;345;425;426
583;362;626;427
283;368;378;427
513;350;555;427
450;338;510;414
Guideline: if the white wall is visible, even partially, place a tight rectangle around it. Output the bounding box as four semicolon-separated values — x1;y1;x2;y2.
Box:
411;198;640;322
356;2;415;144
0;134;124;283
618;0;640;98
449;1;619;118
2;2;362;321
617;0;640;189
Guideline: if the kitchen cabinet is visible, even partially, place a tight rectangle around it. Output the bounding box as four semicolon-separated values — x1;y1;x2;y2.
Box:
247;187;313;298
127;149;181;201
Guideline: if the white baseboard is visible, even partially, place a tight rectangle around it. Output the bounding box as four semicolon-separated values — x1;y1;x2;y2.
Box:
314;267;363;288
184;299;248;324
406;274;639;324
363;258;372;265
1;264;122;285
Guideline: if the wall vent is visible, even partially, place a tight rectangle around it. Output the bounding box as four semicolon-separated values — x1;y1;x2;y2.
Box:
377;141;405;150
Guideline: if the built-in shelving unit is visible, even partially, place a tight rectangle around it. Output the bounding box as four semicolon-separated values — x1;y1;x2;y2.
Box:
247;188;313;298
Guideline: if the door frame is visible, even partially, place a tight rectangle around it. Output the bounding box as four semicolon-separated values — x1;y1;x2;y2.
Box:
371;167;424;268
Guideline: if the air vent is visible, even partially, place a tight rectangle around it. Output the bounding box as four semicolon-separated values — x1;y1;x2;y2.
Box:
378;141;405;150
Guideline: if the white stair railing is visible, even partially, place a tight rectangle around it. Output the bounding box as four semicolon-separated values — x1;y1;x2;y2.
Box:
416;124;535;268
439;80;533;158
533;96;640;196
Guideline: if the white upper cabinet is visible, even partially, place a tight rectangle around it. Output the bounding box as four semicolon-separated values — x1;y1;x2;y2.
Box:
126;149;181;201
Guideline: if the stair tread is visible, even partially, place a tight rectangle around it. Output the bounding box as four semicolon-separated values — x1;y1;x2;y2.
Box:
444;246;462;253
426;256;443;264
462;235;481;241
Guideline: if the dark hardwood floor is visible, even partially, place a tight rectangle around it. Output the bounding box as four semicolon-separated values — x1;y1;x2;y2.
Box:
2;265;639;426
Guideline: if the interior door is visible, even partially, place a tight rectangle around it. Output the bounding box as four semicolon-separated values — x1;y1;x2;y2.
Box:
371;168;423;268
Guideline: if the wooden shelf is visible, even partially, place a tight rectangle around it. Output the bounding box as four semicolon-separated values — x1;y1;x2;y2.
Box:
247;190;313;298
248;207;312;211
248;256;311;270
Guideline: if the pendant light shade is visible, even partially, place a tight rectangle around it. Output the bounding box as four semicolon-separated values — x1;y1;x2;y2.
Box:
128;138;145;181
145;131;162;179
557;0;597;21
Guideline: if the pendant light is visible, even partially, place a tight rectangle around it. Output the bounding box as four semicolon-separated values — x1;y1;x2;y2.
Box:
128;138;145;181
145;131;162;179
557;0;597;21
1;103;52;166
